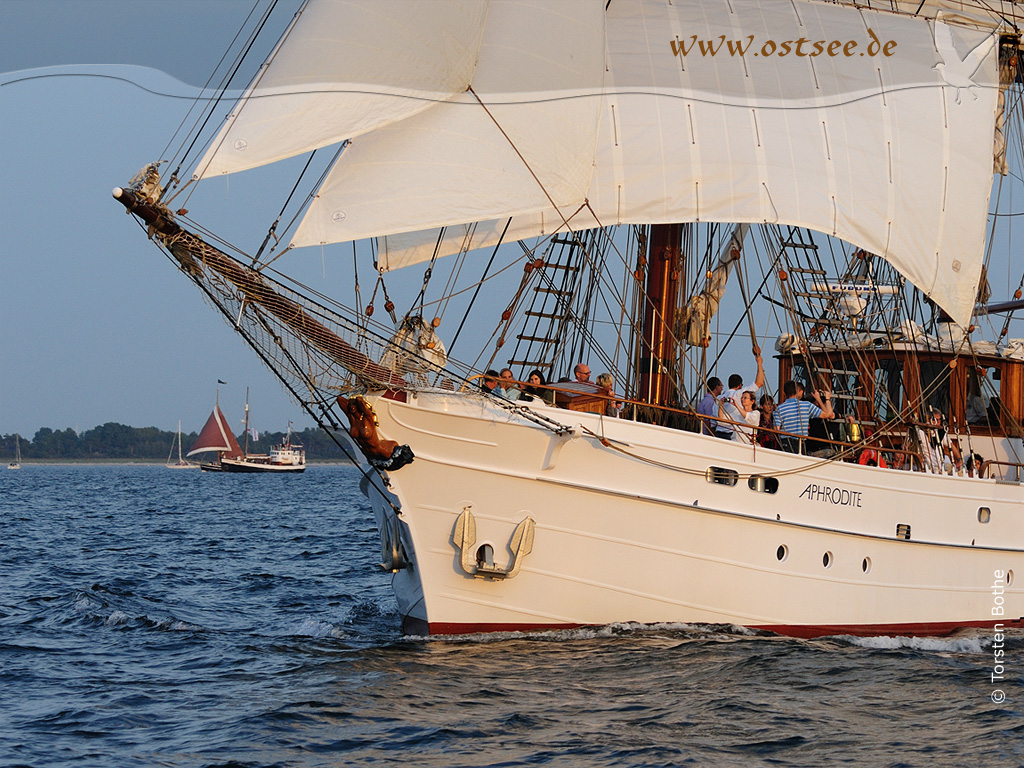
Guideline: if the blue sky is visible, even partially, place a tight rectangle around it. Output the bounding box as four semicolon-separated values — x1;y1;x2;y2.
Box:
0;1;311;438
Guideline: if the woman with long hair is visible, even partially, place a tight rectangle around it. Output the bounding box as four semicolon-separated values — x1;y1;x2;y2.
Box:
522;369;555;405
756;393;781;451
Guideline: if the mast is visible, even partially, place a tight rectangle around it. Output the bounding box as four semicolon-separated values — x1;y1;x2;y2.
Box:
216;385;223;464
638;223;684;407
243;387;250;457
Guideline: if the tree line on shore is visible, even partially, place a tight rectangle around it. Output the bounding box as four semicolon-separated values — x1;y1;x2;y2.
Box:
1;423;350;461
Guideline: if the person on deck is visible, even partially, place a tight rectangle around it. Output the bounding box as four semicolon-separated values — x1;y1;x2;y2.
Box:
697;377;725;437
523;369;555;405
775;380;834;453
717;352;766;440
480;370;503;397
596;372;623;417
756;393;781;451
917;406;963;474
573;363;592;384
499;368;521;401
721;390;760;444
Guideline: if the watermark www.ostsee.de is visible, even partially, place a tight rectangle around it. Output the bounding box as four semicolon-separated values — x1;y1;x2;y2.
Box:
991;569;1009;704
670;28;897;59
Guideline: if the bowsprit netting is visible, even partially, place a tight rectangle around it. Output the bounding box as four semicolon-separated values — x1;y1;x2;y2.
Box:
164;228;476;404
113;177;573;437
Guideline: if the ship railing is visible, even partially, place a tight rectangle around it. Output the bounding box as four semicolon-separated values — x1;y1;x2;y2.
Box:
462;375;614;413
406;374;1003;477
472;375;918;468
980;460;1024;483
683;405;927;469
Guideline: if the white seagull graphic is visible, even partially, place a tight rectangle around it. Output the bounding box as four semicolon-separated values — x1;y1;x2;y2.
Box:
932;22;996;104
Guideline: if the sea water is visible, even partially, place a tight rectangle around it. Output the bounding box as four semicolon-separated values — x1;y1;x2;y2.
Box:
1;465;1020;767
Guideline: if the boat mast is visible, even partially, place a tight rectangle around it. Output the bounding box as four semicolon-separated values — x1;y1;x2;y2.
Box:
638;223;684;407
243;387;250;456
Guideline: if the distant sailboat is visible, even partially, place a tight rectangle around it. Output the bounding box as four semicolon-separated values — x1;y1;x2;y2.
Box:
166;420;199;469
8;433;21;470
187;394;245;472
188;390;305;473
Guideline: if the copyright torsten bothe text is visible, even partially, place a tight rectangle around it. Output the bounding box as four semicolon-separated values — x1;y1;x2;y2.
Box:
991;570;1010;704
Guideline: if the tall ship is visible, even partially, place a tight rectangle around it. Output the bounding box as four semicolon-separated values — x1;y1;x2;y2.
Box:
116;0;1023;636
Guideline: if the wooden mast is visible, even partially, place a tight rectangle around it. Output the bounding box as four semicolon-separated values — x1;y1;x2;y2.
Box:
638;223;684;407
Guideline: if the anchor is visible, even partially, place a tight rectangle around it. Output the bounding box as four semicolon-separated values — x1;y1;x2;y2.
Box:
453;506;535;579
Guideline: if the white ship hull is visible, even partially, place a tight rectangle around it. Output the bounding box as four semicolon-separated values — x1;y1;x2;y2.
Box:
349;390;1024;637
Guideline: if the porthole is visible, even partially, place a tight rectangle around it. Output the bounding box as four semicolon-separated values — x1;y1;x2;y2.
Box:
822;551;833;569
748;475;780;494
776;545;789;562
978;507;991;524
862;557;871;573
706;466;739;486
1008;570;1016;587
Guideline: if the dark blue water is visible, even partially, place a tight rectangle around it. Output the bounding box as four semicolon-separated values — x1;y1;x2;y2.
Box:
1;465;1021;767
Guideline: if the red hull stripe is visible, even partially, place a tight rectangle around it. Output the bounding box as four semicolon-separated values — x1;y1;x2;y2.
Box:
413;617;1024;638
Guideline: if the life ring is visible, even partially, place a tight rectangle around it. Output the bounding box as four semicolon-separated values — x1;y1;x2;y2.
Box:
858;449;886;468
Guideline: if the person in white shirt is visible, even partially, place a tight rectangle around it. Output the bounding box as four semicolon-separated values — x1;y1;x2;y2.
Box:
499;368;521;401
717;352;766;439
721;389;760;443
917;407;963;474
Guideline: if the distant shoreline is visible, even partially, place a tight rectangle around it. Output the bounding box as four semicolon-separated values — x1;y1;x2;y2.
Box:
9;459;354;466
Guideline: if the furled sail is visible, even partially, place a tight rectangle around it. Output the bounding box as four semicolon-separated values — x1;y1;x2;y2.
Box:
682;224;750;347
200;0;1004;326
188;406;243;458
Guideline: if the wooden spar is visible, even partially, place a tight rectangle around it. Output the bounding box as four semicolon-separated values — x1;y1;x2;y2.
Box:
638;223;683;407
977;298;1024;315
112;186;406;389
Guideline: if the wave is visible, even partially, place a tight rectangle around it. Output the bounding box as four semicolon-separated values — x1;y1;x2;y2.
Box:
833;633;989;653
284;617;348;639
61;589;205;632
402;620;769;644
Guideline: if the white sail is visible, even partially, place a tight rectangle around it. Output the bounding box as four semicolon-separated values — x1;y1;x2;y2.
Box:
291;0;606;248
194;0;490;178
280;0;1001;327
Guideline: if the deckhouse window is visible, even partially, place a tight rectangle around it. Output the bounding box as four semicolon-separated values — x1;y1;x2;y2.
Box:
919;360;952;421
791;363;812;393
829;364;860;421
874;359;903;423
966;364;1003;428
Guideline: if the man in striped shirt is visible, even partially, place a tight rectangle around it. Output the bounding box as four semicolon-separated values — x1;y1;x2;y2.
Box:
775;380;835;453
